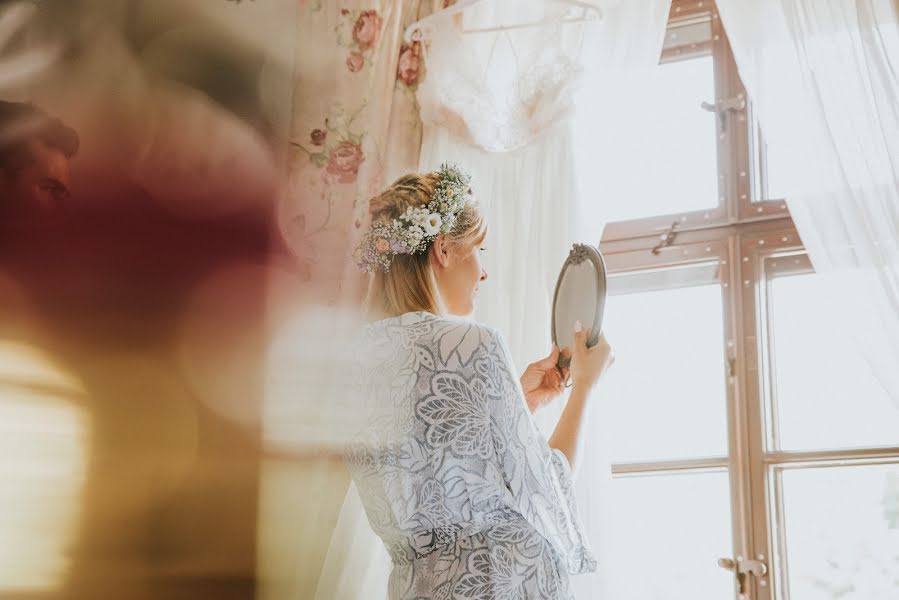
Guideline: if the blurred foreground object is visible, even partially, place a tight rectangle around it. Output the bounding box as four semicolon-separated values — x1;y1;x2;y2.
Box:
0;1;352;599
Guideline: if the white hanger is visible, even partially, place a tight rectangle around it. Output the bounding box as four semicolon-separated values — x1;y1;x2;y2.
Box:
403;0;601;42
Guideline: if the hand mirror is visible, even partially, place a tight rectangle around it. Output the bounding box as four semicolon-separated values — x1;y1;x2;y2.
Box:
551;243;607;369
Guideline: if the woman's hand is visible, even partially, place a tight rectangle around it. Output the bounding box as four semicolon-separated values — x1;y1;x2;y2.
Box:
569;321;614;391
520;343;570;414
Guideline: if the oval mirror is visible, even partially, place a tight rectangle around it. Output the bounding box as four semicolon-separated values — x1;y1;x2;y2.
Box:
551;243;607;369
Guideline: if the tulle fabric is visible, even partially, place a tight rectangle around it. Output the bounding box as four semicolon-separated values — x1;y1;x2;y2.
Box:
717;0;899;404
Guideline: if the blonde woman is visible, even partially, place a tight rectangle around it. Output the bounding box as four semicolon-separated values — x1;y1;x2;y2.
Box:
347;164;614;599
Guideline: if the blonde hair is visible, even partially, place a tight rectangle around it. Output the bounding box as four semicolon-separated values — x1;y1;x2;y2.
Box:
363;171;486;320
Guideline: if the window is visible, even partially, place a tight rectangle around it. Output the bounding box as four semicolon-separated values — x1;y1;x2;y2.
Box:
596;2;899;599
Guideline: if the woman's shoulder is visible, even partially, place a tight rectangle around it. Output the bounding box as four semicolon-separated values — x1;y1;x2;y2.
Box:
364;311;497;335
361;311;504;367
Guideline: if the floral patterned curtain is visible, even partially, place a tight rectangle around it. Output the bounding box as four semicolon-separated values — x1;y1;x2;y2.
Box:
259;4;450;597
283;0;446;305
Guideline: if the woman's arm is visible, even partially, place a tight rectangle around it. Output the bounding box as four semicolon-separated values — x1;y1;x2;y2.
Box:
547;382;593;470
547;324;614;470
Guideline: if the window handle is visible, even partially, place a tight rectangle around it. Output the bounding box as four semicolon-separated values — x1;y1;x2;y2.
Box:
701;93;746;134
718;556;768;598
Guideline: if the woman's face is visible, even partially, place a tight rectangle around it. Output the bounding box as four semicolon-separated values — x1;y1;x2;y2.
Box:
433;234;488;317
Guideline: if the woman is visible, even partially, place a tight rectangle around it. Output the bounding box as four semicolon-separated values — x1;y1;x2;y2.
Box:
346;164;614;599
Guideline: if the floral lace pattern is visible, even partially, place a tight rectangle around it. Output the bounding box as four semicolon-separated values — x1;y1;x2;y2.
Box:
346;311;596;599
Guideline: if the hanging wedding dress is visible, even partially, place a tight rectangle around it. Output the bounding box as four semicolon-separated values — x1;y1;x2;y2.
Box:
415;2;585;154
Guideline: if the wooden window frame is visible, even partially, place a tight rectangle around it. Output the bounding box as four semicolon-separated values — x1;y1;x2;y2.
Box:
740;229;899;600
597;2;899;599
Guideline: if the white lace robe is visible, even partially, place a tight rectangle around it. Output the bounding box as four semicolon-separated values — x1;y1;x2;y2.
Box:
345;311;596;599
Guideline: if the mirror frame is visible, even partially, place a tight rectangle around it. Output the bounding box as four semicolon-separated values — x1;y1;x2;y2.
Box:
551;243;607;368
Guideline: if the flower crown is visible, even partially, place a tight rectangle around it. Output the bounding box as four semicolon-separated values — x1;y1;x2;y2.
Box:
354;163;473;273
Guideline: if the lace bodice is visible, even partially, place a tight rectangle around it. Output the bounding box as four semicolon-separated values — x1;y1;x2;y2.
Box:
416;5;587;152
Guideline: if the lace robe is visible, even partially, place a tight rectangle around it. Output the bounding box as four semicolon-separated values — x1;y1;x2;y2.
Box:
345;311;596;599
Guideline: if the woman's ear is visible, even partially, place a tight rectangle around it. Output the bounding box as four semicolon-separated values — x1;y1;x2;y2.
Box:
430;234;451;268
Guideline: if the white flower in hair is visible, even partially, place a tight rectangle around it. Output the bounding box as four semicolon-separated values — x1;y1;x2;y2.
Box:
422;213;442;236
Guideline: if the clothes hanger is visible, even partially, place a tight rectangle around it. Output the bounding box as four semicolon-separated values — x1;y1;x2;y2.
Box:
462;0;601;35
403;0;601;42
403;0;482;41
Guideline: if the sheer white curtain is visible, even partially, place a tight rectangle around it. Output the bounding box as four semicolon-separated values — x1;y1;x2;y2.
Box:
314;1;671;598
716;0;899;406
313;479;390;599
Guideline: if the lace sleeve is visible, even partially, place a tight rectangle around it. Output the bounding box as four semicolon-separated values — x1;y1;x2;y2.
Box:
475;326;597;574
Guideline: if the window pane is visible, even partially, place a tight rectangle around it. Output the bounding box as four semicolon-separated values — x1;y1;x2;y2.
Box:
605;471;734;599
768;270;899;450
574;56;719;223
781;464;899;600
603;283;728;463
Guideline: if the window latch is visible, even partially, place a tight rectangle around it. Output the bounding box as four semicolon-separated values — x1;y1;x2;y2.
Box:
701;93;746;134
651;221;679;255
718;556;768;598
